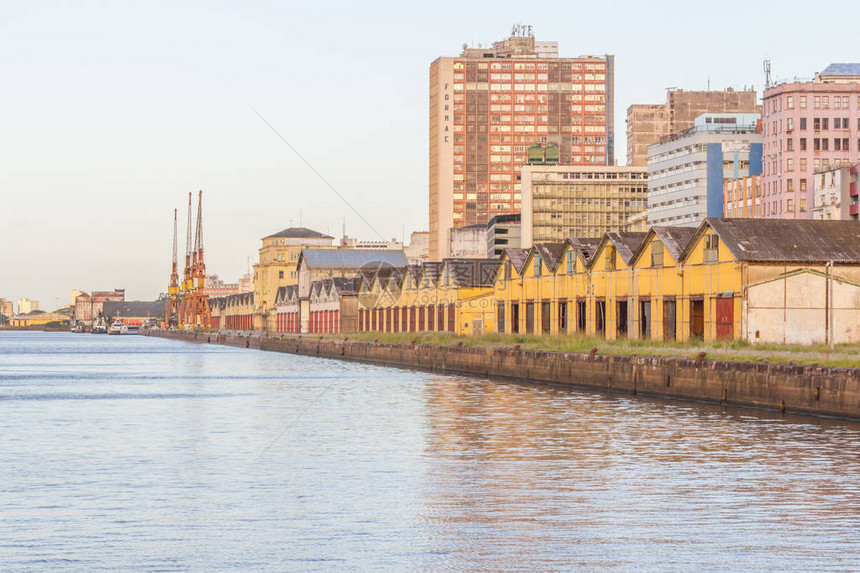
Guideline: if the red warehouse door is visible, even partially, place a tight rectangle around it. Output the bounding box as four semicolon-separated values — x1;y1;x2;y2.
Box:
715;297;733;340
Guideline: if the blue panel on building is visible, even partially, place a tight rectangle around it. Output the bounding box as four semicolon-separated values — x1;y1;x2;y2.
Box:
749;143;763;176
706;144;724;218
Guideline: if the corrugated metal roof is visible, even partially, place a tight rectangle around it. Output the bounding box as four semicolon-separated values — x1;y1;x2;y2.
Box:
300;249;408;269
331;277;360;295
652;226;697;261
705;218;860;263
275;285;298;304
534;242;569;272
265;227;333;240
606;232;648;264
444;258;499;287
422;261;444;282
567;237;602;261
502;248;530;274
820;63;860;77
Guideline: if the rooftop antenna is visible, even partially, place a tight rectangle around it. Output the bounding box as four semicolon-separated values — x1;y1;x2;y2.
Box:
763;59;772;89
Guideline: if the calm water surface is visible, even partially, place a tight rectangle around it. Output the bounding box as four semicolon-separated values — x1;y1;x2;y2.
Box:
0;331;858;571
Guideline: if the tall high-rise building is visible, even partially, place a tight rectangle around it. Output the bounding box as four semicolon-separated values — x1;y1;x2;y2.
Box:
429;27;615;260
761;64;860;219
626;89;760;167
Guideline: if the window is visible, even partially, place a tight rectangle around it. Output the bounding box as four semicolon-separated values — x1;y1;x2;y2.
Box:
835;139;842;151
800;158;807;170
566;251;574;274
800;178;807;192
534;255;542;277
814;118;821;131
800;198;807;212
787;138;793;151
787;118;793;131
787;158;794;171
651;240;663;267
703;235;719;263
605;247;616;270
278;271;284;279
843;138;849;151
504;261;511;280
800;117;807;130
787;198;793;212
822;118;829;130
800;96;807;108
787;178;794;192
787;96;794;108
814;138;820;151
800;138;807;151
814;96;821;108
822;139;829;151
834;118;841;129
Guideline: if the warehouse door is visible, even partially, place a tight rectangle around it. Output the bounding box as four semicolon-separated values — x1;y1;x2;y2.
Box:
715;297;733;340
663;300;676;341
541;302;551;334
640;300;651;339
616;300;628;338
690;300;705;339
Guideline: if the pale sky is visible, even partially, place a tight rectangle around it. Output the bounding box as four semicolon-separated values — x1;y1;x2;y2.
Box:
1;0;855;310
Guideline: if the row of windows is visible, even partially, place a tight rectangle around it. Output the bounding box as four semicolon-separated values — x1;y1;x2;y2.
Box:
765;94;858;114
455;83;607;93
766;154;855;176
458;73;606;82
454;61;605;71
765;116;860;135
781;136;857;152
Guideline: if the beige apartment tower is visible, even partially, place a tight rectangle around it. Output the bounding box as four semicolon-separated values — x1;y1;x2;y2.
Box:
429;28;615;260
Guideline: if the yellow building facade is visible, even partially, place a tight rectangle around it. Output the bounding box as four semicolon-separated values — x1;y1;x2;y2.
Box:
225;219;860;347
252;227;334;331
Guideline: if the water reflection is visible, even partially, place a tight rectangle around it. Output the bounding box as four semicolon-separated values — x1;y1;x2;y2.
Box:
421;375;860;570
0;332;858;571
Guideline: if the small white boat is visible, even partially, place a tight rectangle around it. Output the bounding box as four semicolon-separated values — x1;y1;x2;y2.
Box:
108;320;138;335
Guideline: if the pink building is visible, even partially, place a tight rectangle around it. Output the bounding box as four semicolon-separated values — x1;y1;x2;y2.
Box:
762;64;860;219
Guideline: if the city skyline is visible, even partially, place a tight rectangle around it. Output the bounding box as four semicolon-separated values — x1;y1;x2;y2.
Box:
1;0;856;308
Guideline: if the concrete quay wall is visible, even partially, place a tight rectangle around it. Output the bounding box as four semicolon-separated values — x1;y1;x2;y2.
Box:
149;330;860;421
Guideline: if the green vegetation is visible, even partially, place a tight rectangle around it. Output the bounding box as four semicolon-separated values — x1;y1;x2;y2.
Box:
334;332;860;369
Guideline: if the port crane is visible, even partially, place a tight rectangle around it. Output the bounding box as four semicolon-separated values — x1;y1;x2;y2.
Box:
169;191;211;330
166;208;180;327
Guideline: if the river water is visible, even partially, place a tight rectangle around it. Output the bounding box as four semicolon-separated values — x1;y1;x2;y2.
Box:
1;331;858;571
